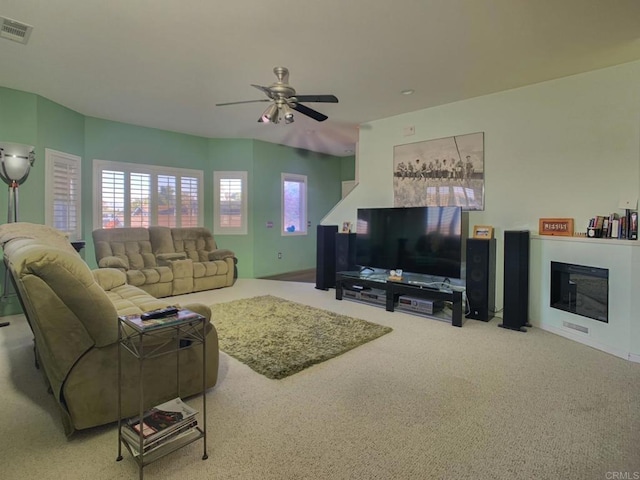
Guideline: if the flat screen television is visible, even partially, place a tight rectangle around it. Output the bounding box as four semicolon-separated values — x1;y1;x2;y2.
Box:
355;206;466;279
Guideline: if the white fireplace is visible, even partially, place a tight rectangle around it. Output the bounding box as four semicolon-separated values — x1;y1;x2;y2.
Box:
530;235;640;362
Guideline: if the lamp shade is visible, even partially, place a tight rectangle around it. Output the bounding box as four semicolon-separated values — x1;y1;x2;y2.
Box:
0;142;35;185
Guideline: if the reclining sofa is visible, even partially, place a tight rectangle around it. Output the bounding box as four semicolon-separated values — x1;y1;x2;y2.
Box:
93;226;236;298
0;222;219;436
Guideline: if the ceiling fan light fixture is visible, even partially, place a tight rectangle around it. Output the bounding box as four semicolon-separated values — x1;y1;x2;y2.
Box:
223;67;337;124
282;104;294;124
261;103;279;123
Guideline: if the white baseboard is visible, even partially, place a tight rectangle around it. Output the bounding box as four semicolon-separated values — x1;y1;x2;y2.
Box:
536;322;637;362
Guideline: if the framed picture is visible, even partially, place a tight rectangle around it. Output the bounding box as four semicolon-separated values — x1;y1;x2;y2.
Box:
341;221;352;233
393;131;485;210
473;225;494;239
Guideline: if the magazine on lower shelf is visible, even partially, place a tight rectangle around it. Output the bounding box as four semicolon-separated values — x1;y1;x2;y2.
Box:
125;397;198;444
124;423;201;457
122;419;199;455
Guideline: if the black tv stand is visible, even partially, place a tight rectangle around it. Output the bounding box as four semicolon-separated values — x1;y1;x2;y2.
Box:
335;271;465;327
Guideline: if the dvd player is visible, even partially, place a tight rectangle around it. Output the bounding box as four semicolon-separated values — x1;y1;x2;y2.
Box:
396;295;444;315
342;287;387;306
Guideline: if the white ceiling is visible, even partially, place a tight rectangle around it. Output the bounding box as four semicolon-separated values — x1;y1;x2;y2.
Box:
1;0;640;157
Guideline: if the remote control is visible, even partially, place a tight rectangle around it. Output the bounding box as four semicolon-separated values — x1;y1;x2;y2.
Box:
140;306;179;320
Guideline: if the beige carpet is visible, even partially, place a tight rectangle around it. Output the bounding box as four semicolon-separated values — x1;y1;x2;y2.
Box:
211;295;392;379
1;279;639;480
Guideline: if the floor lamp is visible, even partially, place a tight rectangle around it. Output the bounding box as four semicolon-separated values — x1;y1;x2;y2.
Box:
0;143;35;327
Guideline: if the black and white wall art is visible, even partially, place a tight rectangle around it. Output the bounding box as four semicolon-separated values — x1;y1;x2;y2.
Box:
393;132;485;210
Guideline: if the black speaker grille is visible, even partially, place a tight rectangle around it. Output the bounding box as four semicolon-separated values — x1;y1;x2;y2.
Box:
502;230;530;329
316;225;338;290
465;238;496;321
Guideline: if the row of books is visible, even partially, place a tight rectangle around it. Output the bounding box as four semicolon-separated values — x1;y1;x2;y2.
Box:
588;210;638;240
121;397;200;457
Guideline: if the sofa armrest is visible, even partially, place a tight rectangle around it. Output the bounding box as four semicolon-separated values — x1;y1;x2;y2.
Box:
156;252;187;266
182;303;212;322
92;268;127;290
98;256;128;269
208;249;235;261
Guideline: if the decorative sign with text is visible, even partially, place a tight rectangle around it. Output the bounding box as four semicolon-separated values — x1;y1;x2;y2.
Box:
539;218;574;237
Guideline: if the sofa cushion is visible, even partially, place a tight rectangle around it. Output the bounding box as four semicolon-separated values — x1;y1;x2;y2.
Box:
98;256;129;269
126;266;172;286
112;242;155;269
93;228;158;269
92;268;127;290
0;222;78;253
104;284;167;316
193;260;228;278
169;227;218;262
148;226;175;254
208;249;235;261
12;245;119;348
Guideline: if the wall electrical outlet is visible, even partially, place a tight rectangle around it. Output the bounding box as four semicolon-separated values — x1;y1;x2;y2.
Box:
277;252;282;259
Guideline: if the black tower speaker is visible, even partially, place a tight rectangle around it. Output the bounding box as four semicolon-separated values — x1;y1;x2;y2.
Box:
315;225;338;290
465;238;496;321
335;233;357;272
500;230;530;332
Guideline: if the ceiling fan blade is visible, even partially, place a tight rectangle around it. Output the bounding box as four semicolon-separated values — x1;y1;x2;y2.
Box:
216;99;270;106
251;84;274;98
291;103;328;122
294;95;339;103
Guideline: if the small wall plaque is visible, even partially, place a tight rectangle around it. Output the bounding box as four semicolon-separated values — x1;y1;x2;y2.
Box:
539;218;574;236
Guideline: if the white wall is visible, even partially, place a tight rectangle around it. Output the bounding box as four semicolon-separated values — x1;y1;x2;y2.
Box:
330;59;640;229
325;60;640;357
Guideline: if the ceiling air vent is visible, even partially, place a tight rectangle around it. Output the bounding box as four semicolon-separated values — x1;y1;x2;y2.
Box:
0;16;33;45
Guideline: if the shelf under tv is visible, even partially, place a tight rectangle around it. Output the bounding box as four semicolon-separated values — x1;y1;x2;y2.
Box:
335;271;465;327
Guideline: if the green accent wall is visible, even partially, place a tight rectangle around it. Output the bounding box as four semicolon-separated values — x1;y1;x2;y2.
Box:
251;141;343;278
35;96;85;226
208;138;256;278
0;89;85;315
0;88;37;144
0;87;351;289
341;155;356;181
0;88;38;223
83;117;210;266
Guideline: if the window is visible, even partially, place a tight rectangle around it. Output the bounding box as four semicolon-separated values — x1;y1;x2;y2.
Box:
94;160;203;229
281;173;307;235
214;171;247;235
45;149;82;240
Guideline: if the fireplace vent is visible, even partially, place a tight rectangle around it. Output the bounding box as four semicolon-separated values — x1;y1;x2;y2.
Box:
562;321;589;335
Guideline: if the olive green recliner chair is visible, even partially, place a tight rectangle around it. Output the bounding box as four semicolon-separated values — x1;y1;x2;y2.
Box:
0;222;219;436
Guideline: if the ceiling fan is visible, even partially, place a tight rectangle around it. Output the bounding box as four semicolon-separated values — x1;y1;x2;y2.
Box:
215;67;338;124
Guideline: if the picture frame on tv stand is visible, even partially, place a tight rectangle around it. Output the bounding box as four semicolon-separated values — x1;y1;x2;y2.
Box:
472;225;494;239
